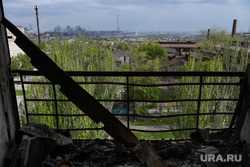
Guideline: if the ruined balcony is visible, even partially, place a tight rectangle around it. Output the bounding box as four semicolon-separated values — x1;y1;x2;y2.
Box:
9;70;250;166
1;5;250;166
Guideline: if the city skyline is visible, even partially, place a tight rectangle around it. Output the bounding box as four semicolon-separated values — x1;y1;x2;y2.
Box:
3;0;250;33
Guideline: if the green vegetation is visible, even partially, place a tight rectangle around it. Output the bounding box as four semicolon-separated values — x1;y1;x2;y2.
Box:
132;118;169;126
12;28;249;140
121;41;167;116
18;33;117;139
116;42;131;50
168;28;248;139
15;90;23;96
134;131;175;140
11;53;34;71
135;43;168;60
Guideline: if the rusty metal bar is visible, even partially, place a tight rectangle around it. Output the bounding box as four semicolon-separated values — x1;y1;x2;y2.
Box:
52;84;59;128
22;81;52;85
20;73;29;123
26;99;68;102
11;70;245;77
27;112;234;118
202;83;240;86
124;112;234;118
131;128;230;133
21;80;241;87
25;99;130;102
131;128;196;133
24;99;200;103
131;128;195;133
196;76;203;130
66;128;104;131
121;99;238;103
24;98;238;103
126;75;130;129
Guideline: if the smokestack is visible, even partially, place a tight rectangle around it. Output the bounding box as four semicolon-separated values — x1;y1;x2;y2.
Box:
34;5;41;44
207;29;210;40
232;19;237;37
117;15;120;32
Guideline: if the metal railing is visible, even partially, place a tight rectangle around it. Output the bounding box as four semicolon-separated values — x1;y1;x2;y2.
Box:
12;70;244;138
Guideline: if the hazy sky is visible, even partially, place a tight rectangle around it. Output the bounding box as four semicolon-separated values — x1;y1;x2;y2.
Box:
2;0;250;33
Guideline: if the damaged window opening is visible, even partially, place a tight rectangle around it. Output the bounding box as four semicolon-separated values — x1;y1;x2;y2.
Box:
1;3;250;166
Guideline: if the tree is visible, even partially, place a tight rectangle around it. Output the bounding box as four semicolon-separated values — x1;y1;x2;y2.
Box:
169;28;249;139
135;43;168;60
198;27;248;71
169;56;226;139
19;33;119;139
11;53;34;71
122;44;162;117
116;42;131;50
199;27;228;55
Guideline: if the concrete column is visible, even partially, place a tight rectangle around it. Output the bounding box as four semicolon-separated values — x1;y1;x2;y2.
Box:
0;1;20;166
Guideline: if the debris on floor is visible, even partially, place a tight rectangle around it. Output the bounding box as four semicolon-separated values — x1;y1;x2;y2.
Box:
5;124;250;167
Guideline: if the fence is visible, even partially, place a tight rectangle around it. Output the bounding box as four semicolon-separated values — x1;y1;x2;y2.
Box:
12;70;244;139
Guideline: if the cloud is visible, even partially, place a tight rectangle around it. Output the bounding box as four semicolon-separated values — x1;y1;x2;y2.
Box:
2;0;250;32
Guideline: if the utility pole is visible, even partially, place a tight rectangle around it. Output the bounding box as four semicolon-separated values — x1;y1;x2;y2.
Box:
34;5;40;44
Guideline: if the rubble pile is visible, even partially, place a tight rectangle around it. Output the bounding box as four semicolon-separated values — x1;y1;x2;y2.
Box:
43;139;141;167
5;123;250;167
41;139;249;167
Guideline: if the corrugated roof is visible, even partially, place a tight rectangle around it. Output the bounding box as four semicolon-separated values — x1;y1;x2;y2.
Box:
160;43;198;48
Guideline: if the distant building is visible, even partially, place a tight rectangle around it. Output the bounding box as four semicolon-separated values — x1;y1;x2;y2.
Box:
159;41;200;71
7;26;25;57
159;41;198;59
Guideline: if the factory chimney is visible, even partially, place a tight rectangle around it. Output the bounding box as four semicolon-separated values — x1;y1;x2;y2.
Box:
232;19;237;38
117;15;120;32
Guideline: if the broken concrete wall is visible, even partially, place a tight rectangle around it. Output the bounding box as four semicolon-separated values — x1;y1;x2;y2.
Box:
0;1;20;166
7;26;25;57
